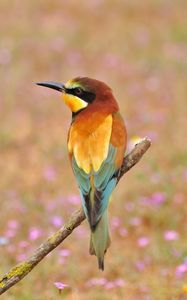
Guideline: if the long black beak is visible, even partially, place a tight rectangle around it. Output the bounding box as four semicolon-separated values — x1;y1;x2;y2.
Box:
36;81;65;92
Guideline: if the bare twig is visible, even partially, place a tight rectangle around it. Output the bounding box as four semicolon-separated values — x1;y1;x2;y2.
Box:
0;137;151;295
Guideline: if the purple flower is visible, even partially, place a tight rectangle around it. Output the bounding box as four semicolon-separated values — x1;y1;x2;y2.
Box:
137;236;150;248
135;261;145;271
151;192;166;206
164;230;179;241
54;281;68;290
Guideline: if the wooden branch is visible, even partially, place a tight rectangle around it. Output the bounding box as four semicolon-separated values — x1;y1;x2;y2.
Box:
0;137;151;295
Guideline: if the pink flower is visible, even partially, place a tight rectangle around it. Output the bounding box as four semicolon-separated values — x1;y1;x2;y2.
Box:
105;281;115;289
28;227;42;241
67;194;80;205
164;230;179;241
75;227;87;237
19;241;29;248
150;172;161;184
174;193;184;204
103;53;121;68
51;216;63;228
46;201;56;211
111;216;120;228
43;166;56;182
67;50;81;65
151;192;166;206
7;219;19;229
59;249;71;257
16;253;27;262
135;261;145;271
0;48;11;65
4;220;19;238
125;202;134;212
171;248;181;257
7;245;16;253
51;37;65;52
137;236;150;248
130;217;141;226
86;278;107;287
119;227;128;237
5;229;16;238
160;269;169;277
54;281;68;290
184;170;187;181
140;192;166;207
175;263;187;278
114;278;126;287
58;257;65;264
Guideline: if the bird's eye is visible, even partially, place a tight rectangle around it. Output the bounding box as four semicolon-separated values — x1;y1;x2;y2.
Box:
75;87;82;96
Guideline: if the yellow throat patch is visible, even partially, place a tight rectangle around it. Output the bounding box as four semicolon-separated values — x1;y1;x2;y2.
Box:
62;93;88;113
62;79;88;113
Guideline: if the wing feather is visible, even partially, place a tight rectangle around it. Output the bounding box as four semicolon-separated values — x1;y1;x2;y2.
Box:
69;112;126;228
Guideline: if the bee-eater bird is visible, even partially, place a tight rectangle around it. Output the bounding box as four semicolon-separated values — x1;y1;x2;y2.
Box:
36;77;127;270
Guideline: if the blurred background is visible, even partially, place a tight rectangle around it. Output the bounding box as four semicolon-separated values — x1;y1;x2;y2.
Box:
0;0;187;299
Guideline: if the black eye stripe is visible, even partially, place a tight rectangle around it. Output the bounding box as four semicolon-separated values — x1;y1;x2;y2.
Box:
74;87;82;95
65;87;95;103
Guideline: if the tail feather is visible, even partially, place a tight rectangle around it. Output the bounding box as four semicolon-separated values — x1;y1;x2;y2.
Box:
89;209;111;270
98;258;104;271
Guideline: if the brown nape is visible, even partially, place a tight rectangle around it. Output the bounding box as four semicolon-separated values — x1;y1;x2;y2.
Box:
72;77;112;95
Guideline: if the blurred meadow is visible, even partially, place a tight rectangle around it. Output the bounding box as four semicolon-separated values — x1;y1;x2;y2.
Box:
0;0;187;299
